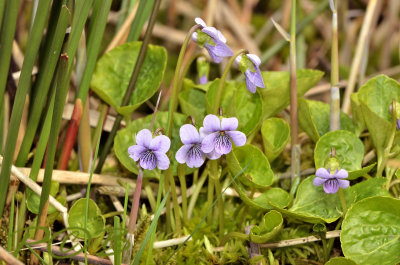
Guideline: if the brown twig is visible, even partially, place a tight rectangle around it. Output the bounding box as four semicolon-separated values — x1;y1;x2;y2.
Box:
0;245;24;265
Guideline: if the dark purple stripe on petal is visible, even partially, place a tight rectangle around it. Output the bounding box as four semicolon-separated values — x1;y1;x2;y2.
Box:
214;133;232;155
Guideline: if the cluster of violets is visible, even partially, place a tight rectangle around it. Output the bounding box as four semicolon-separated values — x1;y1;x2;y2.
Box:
128;18;349;195
191;18;265;93
128;114;246;170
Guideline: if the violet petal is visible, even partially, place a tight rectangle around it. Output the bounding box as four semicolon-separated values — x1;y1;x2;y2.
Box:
150;135;171;153
315;168;331;179
221;117;238;131
226;131;246;147
180;124;200;145
323;179;339;194
175;145;192;164
203;114;220;133
338;179;350;189
335;169;349;179
135;129;152;148
214;134;232;155
313;176;326;187
154;151;170;170
128;145;146;161
201;132;219;153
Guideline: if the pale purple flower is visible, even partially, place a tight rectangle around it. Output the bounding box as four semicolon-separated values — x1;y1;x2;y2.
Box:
191;18;233;63
128;129;171;170
313;168;350;194
201;114;246;156
175;124;208;168
235;54;265;93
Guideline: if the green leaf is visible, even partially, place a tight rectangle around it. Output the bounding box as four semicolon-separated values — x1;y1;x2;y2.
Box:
178;88;206;126
350;93;365;136
232;179;290;210
260;69;324;119
358;75;400;122
26;181;59;214
183;78;212;92
341;197;400;265
206;79;236;115
314;130;368;179
351;177;390;202
261;118;290;162
288;176;355;223
250;210;283;243
325;257;357;265
114;111;193;178
91;42;167;115
298;98;355;142
234;82;263;135
226;144;274;188
68;198;105;239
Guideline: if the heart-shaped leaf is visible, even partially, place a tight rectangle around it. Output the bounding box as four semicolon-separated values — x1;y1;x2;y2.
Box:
178;88;206;127
350;177;390;202
260;69;324;119
341;196;400;265
227;144;274;188
91;42;167;115
68;198;105;239
314;130;372;180
298;98;355;142
261;118;290;162
350;93;365;136
206;79;236;115
250;210;283;243
114;111;194;178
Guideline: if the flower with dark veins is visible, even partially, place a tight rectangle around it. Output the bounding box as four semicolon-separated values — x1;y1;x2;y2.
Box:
201;114;246;156
191;17;233;63
128;129;171;170
176;124;210;168
235;53;265;93
313;168;350;194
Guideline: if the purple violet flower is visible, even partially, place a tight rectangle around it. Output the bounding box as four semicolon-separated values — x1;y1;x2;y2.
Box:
175;124;209;168
191;18;233;63
199;74;208;84
235;54;265;93
201;114;246;156
313;168;350;194
128;129;171;170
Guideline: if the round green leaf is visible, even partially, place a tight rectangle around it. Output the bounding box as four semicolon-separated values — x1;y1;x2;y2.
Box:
178;88;206;127
235;82;263;135
298;98;355;142
68;198;105;239
250;210;283;243
341;197;400;265
314;130;364;177
261;118;290;162
206;79;236;115
227;144;274;188
252;188;290;210
91;42;167;115
260;69;324;119
114;111;193;178
325;257;357;265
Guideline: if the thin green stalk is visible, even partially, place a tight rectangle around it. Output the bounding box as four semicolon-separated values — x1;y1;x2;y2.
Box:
144;183;156;212
37;53;69;223
166;24;202;138
289;0;300;185
16;193;27;248
212;49;247;114
169;169;182;235
0;0;20;110
166;162;252;263
206;177;214;224
214;176;224;242
145;172;164;264
338;188;347;216
8;193;15;252
0;0;5;30
122;183;130;231
114;216;122;265
330;0;340;131
220;231;249;246
177;164;188;223
116;0;138;31
127;0;154;42
0;0;52;217
188;168;208;219
25;245;48;265
83;109;104;265
258;0;329;65
132;191;170;265
76;0;112;102
16;3;71;166
95;0;162;174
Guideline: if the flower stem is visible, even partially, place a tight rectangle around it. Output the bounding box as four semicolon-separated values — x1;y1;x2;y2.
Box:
213;49;247;114
127;168;144;234
214;174;224;242
178;164;188;223
207;177;214;224
166;24;201;138
145;172;164;264
164;168;172;233
169;168;182;235
289;0;301;186
188;169;208;219
338;188;347;216
330;0;340;131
